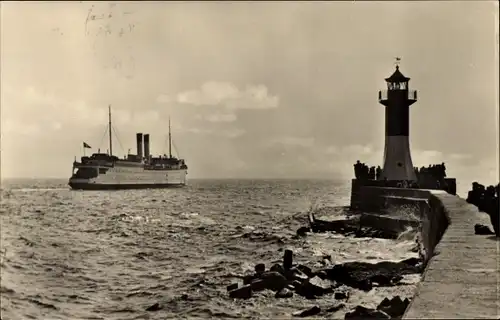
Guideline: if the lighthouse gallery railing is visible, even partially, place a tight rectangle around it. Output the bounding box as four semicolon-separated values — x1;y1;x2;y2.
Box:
378;90;417;101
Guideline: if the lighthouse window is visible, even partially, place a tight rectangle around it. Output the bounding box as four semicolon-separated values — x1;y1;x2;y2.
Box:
400;82;407;90
388;82;400;90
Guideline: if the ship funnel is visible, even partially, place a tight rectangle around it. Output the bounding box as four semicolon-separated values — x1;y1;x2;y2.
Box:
144;134;150;159
136;133;143;160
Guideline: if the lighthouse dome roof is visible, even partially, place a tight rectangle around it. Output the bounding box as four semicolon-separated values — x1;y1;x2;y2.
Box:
385;66;410;82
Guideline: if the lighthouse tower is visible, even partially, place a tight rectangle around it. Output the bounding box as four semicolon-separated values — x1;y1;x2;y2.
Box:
378;65;418;181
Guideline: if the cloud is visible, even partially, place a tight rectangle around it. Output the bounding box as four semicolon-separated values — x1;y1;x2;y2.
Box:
165;81;279;110
177;82;238;105
176;125;245;138
156;94;172;104
1;86;163;136
205;113;237;123
1;86;98;134
267;136;315;148
154;81;278;139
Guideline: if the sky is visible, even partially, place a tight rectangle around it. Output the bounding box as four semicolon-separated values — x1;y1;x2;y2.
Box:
1;1;499;189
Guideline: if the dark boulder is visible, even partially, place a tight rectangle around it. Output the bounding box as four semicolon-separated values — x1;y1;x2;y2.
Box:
283;249;294;270
326;303;345;313
243;274;256;285
295;276;335;299
400;257;420;267
275;287;294;298
254;263;266;275
323;258;421;291
293;305;322;317
475;224;495;235
334;288;350;300
226;283;238;292
259;271;288;291
309;276;335;292
376;296;410;318
145;303;162;311
291;279;303;289
308;214;399;239
249;279;267;292
270;263;285;276
286;267;309;282
315;270;328;279
229;284;252;299
310;218;359;235
344;306;390;319
296;226;310;237
296;264;314;278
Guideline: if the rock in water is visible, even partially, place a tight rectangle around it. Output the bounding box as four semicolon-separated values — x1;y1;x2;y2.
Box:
296;226;310;237
249;279;267;292
326;303;345;313
344;306;390;319
243;274;256;285
284;249;293;270
376;296;410;318
146;303;162;311
270;263;285;276
286;267;308;282
226;283;238;291
259;271;288;291
254;263;266;275
293;306;321;318
309;276;335;292
334;288;350;300
295;276;335;298
229;284;252;299
324;259;420;291
296;264;314;278
275;287;293;298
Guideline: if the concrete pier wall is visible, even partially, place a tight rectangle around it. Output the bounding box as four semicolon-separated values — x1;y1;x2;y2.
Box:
404;192;500;319
351;184;432;216
351;184;499;318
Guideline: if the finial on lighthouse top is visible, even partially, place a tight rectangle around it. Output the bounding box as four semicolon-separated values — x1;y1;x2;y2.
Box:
394;56;401;67
385;57;410;83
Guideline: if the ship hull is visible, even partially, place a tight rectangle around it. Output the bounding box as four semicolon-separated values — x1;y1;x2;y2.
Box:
69;182;186;190
68;167;187;190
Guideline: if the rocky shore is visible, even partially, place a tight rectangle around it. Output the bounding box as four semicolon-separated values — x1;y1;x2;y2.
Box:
223;209;424;319
226;247;421;319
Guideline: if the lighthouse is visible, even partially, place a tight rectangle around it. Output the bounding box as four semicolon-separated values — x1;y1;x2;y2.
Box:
378;64;418;181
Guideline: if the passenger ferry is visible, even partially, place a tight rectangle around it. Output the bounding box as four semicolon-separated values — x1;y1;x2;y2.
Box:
68;106;188;190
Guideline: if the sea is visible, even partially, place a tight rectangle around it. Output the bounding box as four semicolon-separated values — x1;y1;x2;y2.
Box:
0;179;420;320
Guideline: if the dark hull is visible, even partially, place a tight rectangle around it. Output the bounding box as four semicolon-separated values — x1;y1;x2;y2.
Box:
69;182;186;190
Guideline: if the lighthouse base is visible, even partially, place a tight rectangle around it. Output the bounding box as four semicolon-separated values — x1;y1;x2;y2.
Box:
350;178;457;211
381;136;417;181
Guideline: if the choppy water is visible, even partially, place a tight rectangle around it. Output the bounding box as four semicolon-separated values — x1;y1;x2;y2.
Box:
1;179;420;320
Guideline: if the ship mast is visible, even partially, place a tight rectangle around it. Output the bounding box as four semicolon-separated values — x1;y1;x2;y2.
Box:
168;117;172;158
108;105;113;156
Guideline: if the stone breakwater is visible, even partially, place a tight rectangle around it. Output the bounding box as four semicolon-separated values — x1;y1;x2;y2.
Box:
225;249;421;319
